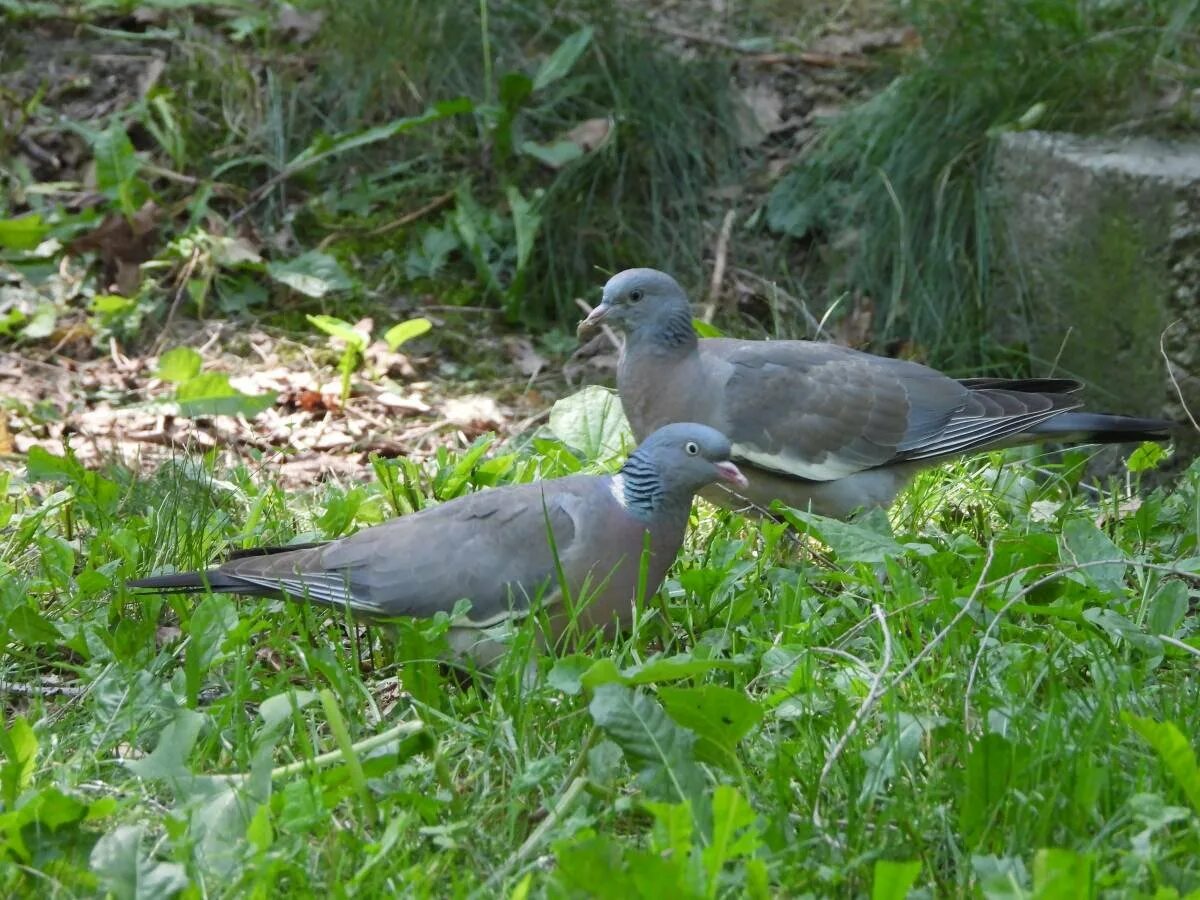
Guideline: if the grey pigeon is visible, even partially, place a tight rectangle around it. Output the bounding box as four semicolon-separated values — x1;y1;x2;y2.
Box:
578;268;1175;519
127;422;748;664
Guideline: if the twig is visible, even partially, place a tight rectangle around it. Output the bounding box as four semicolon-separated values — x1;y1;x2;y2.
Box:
962;558;1200;730
209;718;424;783
158;246;202;346
812;602;892;830
645;21;876;70
483;775;589;892
1160;321;1199;433
702;209;736;324
317;191;456;251
884;542;997;693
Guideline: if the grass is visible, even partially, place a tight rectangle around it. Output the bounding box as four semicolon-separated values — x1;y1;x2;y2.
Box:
2;418;1199;896
0;0;740;345
767;0;1200;370
3;1;1200;896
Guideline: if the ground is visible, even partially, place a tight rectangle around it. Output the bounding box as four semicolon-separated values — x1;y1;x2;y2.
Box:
1;2;1199;898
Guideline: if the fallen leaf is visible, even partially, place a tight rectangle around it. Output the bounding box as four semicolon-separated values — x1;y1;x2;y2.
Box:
443;394;505;431
504;336;547;378
376;391;430;414
564;117;613;152
739;83;785;143
274;3;324;43
277;3;325;43
68;200;162;295
284;389;340;414
365;341;417;378
831;294;875;348
313;431;354;451
809;26;918;57
0;410;12;454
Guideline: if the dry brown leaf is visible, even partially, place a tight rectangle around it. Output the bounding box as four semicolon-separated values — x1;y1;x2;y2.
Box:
504;336;547;378
365;341;417;378
831;294;875;349
443;394;505;431
809;27;918;58
277;3;325;43
562;117;613;153
68;200;163;295
376;391;430;414
0;410;12;454
737;83;785;146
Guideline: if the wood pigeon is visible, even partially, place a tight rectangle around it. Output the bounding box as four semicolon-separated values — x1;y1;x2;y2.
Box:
128;422;748;664
578;268;1175;519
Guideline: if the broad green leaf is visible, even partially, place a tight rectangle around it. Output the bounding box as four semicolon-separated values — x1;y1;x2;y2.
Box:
24;446;121;516
774;506;910;563
268;252;353;298
404;224;459;279
91;824;189;900
960;733;1027;846
1125;714;1200;814
307;313;368;349
548;654;592;695
859;713;947;805
547;386;633;463
284;98;473;170
533;26;594;91
692;318;724;338
519;139;584;168
0;213;48;250
588;683;705;805
92;123;144;216
92;294;136;316
972;854;1029;899
0;716;37;806
29;786;86;830
506;184;542;274
498;71;533;111
703;785;761;881
258;689;320;731
20;302;57;339
1147;580;1189;636
1126;441;1168;473
125;708;206;781
580;653;739;691
659;684;762;770
872;859;922;900
384;317;432;350
5;604;62;648
156;346;202;383
175;373;276;419
1060;519;1126;593
184;594;237;705
1032;848;1094;899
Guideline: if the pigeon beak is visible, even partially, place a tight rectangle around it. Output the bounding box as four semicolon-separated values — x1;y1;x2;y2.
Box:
714;461;749;489
576;303;610;340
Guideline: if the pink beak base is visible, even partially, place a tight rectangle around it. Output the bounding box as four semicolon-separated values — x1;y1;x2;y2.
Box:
715;461;749;489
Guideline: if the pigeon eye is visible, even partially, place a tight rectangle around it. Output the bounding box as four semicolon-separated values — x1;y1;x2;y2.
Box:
685;441;699;456
629;289;644;303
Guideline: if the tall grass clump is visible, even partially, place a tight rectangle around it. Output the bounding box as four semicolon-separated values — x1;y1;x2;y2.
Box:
767;0;1200;370
182;0;741;323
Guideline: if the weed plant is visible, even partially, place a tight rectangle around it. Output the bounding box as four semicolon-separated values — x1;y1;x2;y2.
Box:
2;431;1198;895
768;0;1200;369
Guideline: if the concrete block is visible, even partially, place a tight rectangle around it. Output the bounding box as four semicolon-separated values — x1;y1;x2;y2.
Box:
990;130;1200;458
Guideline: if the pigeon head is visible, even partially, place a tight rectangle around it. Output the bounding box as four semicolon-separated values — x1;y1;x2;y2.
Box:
618;422;746;516
578;268;697;349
